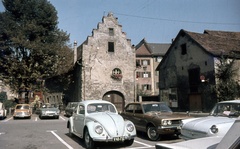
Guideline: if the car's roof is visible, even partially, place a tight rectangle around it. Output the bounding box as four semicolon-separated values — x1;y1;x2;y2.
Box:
80;99;112;105
16;104;30;106
218;99;240;103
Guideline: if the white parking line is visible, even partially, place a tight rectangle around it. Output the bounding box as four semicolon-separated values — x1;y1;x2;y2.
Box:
121;140;154;149
48;130;73;149
35;117;38;121
60;116;66;121
3;117;12;122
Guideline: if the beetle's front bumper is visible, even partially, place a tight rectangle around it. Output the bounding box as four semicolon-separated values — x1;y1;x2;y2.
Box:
92;135;136;142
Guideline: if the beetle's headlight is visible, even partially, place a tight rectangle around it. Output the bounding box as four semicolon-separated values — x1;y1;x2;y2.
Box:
95;125;103;134
210;125;218;134
126;123;134;132
162;120;172;125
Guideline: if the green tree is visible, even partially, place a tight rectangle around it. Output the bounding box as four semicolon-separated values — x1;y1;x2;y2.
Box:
214;56;240;102
0;0;73;95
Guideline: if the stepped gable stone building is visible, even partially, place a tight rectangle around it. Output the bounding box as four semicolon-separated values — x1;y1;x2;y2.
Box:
71;12;135;111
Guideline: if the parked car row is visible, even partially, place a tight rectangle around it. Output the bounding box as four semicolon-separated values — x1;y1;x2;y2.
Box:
66;99;240;149
6;99;240;149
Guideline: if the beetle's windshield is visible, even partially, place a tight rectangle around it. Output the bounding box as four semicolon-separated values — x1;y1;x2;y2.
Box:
210;103;240;117
87;103;117;114
143;103;172;113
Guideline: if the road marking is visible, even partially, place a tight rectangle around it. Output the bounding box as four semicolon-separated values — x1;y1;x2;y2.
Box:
125;147;155;149
0;132;6;135
48;130;73;149
35;117;38;121
60;116;66;121
134;140;153;147
3;117;12;122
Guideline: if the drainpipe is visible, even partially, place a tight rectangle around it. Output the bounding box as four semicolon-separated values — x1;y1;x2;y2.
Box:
73;41;77;64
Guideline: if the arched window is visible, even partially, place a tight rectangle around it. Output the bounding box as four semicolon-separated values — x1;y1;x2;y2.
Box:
111;68;122;80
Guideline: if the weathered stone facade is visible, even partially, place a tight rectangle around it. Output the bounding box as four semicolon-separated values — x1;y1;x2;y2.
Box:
157;29;240;112
73;12;135;111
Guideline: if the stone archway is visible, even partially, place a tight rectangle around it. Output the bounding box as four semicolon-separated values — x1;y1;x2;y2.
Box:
102;91;125;112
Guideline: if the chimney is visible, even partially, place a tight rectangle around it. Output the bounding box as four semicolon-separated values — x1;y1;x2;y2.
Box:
73;40;77;64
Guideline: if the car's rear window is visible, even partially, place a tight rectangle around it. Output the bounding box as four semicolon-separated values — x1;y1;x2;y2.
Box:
143;103;172;113
16;105;30;109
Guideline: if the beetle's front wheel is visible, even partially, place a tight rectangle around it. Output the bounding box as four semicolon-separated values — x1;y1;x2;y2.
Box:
68;126;73;137
147;126;160;141
84;129;95;149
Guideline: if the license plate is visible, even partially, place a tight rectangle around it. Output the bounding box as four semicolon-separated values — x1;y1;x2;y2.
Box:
113;137;124;141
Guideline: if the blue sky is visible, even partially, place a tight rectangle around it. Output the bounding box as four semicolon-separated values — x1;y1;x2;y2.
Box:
1;0;240;47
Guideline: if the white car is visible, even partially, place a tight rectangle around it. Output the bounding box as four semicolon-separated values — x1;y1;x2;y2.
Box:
67;100;136;149
0;102;7;120
155;118;240;149
39;103;60;119
180;100;240;140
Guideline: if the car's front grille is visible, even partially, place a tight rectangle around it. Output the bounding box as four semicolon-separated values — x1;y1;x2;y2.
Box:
172;120;181;125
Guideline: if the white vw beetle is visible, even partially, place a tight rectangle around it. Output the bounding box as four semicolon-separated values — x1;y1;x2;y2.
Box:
67;100;136;149
180;100;240;140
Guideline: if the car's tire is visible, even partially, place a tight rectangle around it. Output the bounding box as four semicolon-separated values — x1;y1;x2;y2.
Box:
84;129;95;149
124;139;134;146
147;126;160;141
55;116;59;119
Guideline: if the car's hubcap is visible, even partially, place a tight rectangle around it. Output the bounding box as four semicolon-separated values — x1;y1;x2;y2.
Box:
85;132;90;144
150;129;157;137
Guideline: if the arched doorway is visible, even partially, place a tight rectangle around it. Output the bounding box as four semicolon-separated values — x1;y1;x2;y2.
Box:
102;91;125;112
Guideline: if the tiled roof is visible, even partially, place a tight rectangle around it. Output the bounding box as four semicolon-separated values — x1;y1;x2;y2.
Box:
184;30;240;57
135;38;170;56
147;43;170;56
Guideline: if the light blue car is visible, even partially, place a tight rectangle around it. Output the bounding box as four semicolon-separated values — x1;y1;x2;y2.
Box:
180;100;240;140
67;100;136;149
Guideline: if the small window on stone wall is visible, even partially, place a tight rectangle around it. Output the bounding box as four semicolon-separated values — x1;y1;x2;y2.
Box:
111;68;122;80
109;28;114;36
108;42;114;52
181;43;187;55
